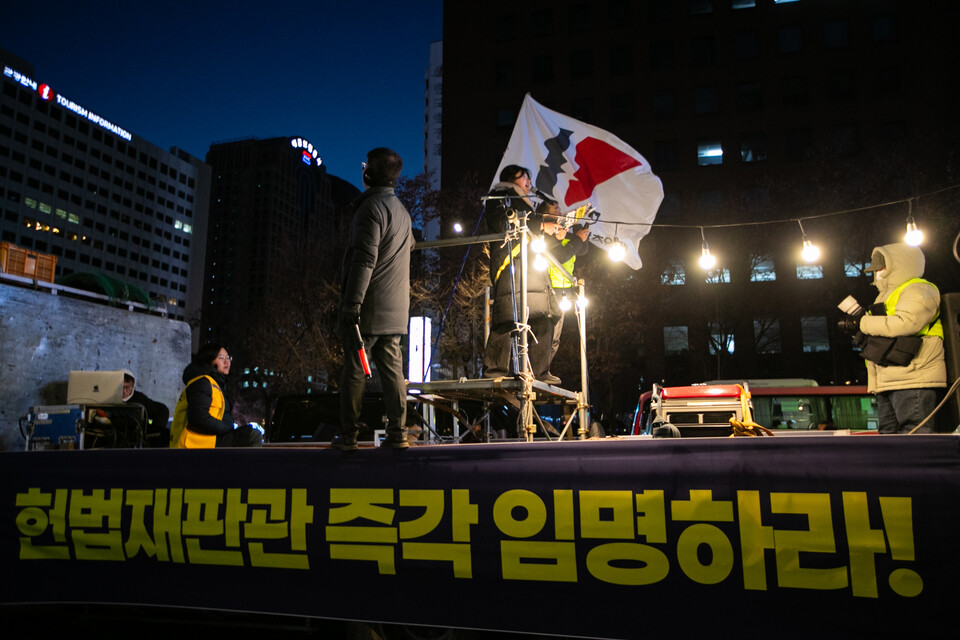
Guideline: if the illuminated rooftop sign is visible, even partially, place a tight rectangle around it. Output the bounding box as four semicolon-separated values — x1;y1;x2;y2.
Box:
290;137;322;166
3;65;133;142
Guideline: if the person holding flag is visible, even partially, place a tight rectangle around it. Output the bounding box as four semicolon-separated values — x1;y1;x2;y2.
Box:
492;94;663;269
540;200;590;380
482;165;560;383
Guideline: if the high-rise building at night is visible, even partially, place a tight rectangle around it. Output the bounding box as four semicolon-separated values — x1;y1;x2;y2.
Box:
0;48;211;325
201;136;359;351
441;1;959;400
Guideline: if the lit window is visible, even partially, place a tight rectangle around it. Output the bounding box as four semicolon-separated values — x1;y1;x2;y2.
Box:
796;264;823;280
750;254;776;281
709;322;734;355
698;141;723;166
661;259;686;285
740;133;767;162
705;267;730;284
844;255;869;277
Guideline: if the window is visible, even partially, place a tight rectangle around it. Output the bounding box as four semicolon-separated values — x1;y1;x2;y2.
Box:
801;317;830;353
690;0;713;15
664;326;689;355
697;141;723;166
824;20;850;48
608;45;635;76
709;322;734;355
796;263;824;280
494;61;515;86
740;133;767;162
828;71;857;102
691;35;717;66
873;16;896;43
705;267;731;284
649;42;675;71
734;31;759;59
609;93;636;123
654;140;679;170
750;254;776;281
496;109;515;129
778;26;803;54
652;91;677;118
569;50;594;78
844;254;869;278
661;259;686;285
754;319;782;354
694;86;720;114
737;81;762;111
781;75;809;107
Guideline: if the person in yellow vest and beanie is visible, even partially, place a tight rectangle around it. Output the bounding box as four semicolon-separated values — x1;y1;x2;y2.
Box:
540;201;590;384
169;343;262;448
857;243;946;433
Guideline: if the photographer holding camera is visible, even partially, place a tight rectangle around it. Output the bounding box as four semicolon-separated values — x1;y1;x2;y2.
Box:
838;243;946;433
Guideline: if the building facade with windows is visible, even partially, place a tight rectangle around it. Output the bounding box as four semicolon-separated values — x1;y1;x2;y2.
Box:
440;0;959;394
0;48;211;325
201;136;360;391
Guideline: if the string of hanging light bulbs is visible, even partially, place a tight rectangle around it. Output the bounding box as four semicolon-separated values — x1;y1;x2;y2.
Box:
550;183;960;265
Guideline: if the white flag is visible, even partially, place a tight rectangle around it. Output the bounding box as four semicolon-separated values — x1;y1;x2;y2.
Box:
493;94;664;269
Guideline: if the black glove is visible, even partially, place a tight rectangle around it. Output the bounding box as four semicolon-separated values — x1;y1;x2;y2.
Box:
338;304;361;334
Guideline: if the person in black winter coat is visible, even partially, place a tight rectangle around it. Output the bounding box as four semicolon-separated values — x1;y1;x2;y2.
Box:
121;369;170;447
172;343;262;448
483;165;563;383
334;148;414;451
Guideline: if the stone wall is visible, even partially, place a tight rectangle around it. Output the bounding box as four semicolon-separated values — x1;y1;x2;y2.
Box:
0;283;191;451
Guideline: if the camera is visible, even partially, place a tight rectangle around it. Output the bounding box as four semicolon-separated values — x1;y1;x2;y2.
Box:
837;295;864;335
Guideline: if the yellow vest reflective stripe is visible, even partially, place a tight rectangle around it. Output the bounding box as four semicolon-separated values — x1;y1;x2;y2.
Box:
549;239;577;289
169;375;223;449
883;278;943;339
494;243;522;284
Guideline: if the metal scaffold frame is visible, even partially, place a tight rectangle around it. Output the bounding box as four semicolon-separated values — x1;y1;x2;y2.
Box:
409;202;591;443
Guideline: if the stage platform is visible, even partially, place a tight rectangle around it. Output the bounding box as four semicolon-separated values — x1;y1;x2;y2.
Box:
406;375;585;441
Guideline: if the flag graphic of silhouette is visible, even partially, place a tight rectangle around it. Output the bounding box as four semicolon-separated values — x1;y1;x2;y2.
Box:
492;94;663;269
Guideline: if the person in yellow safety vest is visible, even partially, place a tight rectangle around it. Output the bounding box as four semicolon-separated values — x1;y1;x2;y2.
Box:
170;343;262;448
858;243;946;433
540;201;590;384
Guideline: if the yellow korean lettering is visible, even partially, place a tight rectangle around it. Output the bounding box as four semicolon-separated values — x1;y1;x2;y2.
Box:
771;492;847;590
580;490;634;539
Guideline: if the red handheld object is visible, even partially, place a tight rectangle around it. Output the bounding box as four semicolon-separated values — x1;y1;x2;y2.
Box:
354;324;372;378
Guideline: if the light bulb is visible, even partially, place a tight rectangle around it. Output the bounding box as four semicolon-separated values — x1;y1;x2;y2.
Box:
904;221;923;246
801;239;820;263
453;222;463;233
533;254;548;271
530;235;546;254
608;240;626;262
699;247;716;270
559;293;572;311
576;294;588;309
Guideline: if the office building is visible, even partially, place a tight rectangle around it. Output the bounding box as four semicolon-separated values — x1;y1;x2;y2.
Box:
201;136;359;361
0;48;211;324
440;1;959;399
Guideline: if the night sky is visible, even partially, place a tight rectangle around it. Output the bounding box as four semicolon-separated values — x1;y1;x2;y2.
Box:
0;1;442;189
